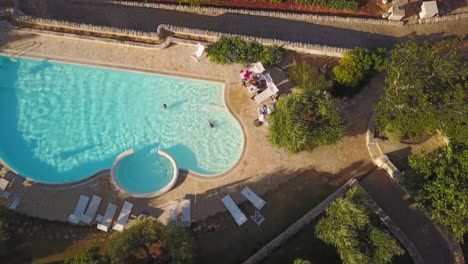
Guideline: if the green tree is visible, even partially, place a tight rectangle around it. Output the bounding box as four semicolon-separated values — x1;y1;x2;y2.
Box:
374;38;468;143
402;144;468;242
269;91;344;153
315;187;404;264
289;61;333;94
64;244;110;264
333;47;386;88
110;217;194;264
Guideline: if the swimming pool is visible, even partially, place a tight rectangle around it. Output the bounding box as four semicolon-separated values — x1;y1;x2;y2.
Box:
0;55;244;188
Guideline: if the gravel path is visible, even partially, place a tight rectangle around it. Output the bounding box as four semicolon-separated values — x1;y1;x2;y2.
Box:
20;0;468;49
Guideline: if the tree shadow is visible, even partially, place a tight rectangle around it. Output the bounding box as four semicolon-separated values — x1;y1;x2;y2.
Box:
190;160;374;264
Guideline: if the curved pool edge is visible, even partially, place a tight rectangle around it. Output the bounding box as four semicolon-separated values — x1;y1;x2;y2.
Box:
183;82;248;180
0;54;248;185
110;149;180;198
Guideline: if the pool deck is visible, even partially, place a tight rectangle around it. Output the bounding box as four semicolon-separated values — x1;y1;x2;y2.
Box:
0;26;375;222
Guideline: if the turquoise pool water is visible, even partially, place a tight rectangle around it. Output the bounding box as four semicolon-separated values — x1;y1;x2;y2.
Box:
0;56;244;186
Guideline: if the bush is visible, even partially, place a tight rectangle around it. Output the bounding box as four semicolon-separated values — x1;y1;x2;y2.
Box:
206;37;283;66
289;61;333;94
269;91;344;153
295;0;359;10
315;187;404;264
178;0;201;7
110;217;194;264
0;206;13;257
333;47;386;88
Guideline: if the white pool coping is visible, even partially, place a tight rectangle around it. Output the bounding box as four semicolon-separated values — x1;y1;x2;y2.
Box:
110;149;179;198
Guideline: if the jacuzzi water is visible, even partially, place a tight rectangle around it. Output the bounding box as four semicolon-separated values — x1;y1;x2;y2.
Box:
0;55;244;188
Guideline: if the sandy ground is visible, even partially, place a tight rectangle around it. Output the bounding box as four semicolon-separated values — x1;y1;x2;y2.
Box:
0;26;375;223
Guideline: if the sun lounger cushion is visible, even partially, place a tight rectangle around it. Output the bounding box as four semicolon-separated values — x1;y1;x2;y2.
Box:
112;201;134;232
8;193;22;210
221;195;248;226
180;199;191;227
68;195;90;224
97;203;117;232
82;195;102;224
241;187;266;210
167;202;179;224
0;178;9;192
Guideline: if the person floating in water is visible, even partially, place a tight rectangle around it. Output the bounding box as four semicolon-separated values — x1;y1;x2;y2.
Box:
209;120;214;128
162;104;167;109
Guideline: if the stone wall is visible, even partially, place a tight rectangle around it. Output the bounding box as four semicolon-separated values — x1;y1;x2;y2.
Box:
242;178;358;264
157;24;349;57
418;13;468;24
76;0;406;26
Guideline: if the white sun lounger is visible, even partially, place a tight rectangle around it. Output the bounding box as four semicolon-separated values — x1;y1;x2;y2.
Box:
97;203;117;232
260;73;273;85
0;178;9;192
9;193;22;210
68;195;90;224
222;195;247;226
254;83;279;104
191;43;205;62
112;201;134;232
81;195;102;224
167;202;179;224
241;187;266;210
180;199;191;227
249;61;265;74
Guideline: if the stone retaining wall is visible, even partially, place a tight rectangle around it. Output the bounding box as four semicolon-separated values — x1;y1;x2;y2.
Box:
14;13;161;40
157;24;349;57
243;178;358;264
78;0;406;26
418;13;468;24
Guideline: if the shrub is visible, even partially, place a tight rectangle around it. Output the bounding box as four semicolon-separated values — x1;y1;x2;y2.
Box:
0;206;13;257
402;144;468;242
110;217;194;264
289;61;333;94
269;91;344;153
295;0;359;10
333;47;386;88
179;0;201;7
207;37;283;66
315;187;404;264
374;38;467;143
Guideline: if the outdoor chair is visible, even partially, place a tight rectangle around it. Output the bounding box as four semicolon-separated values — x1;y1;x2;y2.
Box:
191;43;205;62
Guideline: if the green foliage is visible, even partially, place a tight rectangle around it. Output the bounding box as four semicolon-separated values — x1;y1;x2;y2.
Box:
206;37;282;66
178;0;201;7
315;187;404;264
374;38;468;143
64;244;110;264
289;61;333;94
295;0;359;10
402;144;468;242
110;217;194;264
269;91;344;153
293;259;311;264
333;47;386;88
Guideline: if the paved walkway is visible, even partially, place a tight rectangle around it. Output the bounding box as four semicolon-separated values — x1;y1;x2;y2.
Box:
20;0;468;49
360;170;455;264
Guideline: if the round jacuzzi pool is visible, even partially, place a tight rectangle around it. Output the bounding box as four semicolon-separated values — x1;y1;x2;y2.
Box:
111;148;178;197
